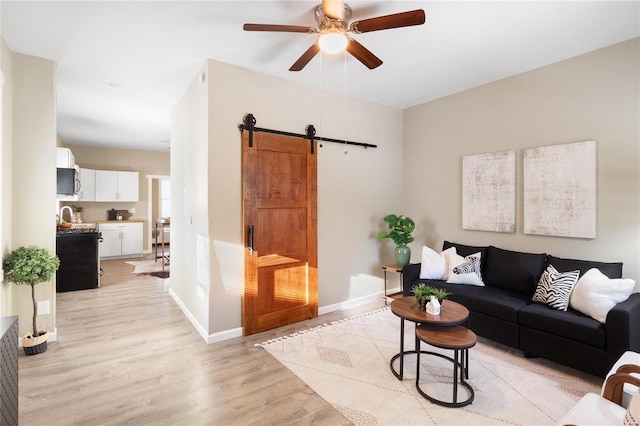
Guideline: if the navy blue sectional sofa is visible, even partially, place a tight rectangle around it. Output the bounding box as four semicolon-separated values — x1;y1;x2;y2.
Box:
402;241;640;377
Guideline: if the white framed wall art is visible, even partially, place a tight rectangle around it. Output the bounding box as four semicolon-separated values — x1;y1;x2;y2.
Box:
523;140;596;239
462;150;516;233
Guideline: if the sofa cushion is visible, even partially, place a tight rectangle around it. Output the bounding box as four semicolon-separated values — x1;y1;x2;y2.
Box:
442;241;489;271
546;255;623;279
519;303;606;348
413;279;529;323
483;246;547;296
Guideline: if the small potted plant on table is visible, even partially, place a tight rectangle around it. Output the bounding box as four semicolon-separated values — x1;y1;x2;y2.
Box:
412;283;451;311
3;246;60;355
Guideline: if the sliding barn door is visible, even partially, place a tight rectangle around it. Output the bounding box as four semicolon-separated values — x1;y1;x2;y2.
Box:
242;130;318;335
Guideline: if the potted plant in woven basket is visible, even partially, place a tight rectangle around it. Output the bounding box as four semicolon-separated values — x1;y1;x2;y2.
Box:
3;246;60;355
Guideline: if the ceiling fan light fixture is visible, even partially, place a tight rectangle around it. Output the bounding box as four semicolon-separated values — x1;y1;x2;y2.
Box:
318;29;348;54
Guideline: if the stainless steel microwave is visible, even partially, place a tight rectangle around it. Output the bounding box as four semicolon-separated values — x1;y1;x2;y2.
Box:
57;166;80;196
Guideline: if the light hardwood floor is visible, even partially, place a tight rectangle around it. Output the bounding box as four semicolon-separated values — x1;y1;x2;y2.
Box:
19;255;385;425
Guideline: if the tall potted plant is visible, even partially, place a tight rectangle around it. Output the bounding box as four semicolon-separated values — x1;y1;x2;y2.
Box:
3;246;60;355
376;214;415;266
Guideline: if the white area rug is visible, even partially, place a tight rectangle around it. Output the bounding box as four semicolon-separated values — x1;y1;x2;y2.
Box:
125;260;169;278
259;308;600;426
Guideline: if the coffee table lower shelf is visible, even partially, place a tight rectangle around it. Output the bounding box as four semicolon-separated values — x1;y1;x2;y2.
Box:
414;324;477;408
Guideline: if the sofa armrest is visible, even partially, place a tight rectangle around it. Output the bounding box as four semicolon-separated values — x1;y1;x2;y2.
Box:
402;263;422;296
606;292;640;355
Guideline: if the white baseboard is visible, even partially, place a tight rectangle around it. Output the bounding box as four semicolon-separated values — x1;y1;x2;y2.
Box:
318;302;343;316
208;327;243;343
168;288;244;344
168;288;209;343
341;291;390;310
171;288;399;345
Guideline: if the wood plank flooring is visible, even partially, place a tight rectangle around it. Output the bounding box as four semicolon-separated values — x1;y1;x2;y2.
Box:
18;256;384;425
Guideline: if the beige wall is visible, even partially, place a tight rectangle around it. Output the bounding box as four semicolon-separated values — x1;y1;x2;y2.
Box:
9;52;57;335
403;38;640;287
0;37;13;318
171;60;404;338
62;144;170;251
170;61;210;333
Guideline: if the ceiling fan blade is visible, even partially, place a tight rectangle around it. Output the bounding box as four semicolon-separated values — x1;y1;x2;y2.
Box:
346;38;383;70
322;0;344;20
243;23;317;33
289;43;320;72
350;9;425;33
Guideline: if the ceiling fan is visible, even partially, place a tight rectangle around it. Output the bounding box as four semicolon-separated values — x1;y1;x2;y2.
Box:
243;0;425;71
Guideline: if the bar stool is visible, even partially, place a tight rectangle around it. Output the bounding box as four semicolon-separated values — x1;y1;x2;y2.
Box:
415;324;477;407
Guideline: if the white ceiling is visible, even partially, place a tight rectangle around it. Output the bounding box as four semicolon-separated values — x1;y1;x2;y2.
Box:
2;1;639;152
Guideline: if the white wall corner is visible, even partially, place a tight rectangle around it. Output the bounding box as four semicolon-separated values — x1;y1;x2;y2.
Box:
168;288;209;343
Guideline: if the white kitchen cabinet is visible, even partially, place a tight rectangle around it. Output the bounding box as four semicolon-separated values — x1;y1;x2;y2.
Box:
56;147;75;168
99;222;143;259
95;170;139;202
78;168;95;201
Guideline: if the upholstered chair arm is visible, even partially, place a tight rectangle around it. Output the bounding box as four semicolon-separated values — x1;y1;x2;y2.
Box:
616;363;640;375
602;372;640;405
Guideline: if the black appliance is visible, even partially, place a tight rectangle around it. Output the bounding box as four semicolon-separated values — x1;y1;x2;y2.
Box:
56;167;80;196
56;229;101;292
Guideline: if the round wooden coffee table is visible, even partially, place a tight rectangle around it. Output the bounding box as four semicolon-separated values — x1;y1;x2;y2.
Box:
389;296;469;380
415;324;477;407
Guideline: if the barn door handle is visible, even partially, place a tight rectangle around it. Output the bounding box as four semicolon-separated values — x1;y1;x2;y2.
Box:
247;225;255;254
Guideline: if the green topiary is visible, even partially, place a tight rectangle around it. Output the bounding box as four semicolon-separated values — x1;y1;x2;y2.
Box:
3;246;60;336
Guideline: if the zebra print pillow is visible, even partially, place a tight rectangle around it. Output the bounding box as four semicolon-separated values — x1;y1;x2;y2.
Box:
446;250;484;286
532;264;580;311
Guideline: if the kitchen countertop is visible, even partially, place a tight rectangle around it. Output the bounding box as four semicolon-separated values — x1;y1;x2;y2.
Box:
96;220;145;224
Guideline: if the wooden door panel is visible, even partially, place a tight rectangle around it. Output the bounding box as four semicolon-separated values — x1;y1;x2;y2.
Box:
256;208;307;257
257;151;307;200
257;263;308;313
242;130;318;335
255;304;316;332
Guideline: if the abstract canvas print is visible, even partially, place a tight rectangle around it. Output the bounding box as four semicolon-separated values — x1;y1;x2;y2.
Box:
523;140;596;238
462;150;516;233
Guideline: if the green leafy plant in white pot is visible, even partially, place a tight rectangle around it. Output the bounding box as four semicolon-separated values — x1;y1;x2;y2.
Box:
376;214;415;266
411;283;451;311
3;246;60;355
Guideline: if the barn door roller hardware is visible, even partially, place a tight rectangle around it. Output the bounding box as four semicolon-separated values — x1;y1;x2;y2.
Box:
238;113;377;151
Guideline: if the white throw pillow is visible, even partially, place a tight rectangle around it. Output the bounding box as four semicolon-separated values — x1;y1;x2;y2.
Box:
444;248;484;286
419;246;447;280
569;268;636;323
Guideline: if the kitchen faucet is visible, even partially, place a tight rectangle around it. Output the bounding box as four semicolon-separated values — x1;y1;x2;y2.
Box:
59;205;74;223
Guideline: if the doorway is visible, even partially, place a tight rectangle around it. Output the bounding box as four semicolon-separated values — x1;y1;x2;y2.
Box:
146;175;170;252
